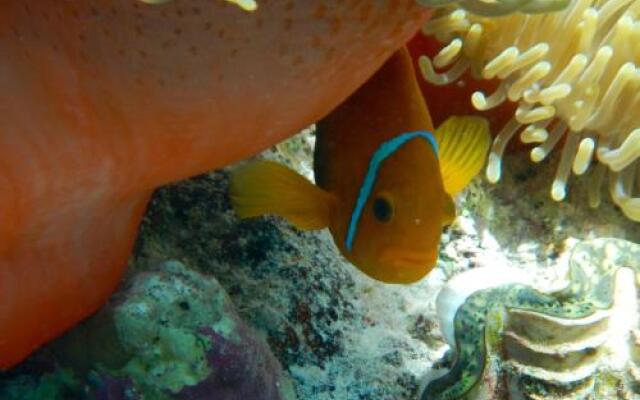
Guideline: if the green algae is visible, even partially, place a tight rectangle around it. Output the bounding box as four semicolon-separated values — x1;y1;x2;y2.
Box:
113;261;229;395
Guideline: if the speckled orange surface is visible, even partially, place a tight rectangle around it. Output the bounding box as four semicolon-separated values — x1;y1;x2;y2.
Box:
0;0;430;369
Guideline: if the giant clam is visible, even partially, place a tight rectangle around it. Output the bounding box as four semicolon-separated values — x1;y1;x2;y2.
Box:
423;238;640;399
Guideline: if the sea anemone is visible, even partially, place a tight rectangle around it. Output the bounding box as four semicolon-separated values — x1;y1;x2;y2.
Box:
418;0;640;220
417;0;571;16
139;0;258;11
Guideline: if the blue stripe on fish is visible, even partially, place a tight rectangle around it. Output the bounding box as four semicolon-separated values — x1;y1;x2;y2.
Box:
345;131;438;252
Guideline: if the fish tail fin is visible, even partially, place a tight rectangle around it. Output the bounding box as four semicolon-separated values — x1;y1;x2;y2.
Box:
229;160;333;230
435;116;491;195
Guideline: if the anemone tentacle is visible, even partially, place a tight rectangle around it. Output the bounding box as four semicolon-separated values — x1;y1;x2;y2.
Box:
419;0;640;220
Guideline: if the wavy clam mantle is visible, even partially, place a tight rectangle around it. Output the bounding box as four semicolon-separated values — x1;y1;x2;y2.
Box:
423;238;640;400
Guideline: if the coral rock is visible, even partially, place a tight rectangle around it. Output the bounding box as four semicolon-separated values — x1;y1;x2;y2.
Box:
111;260;296;400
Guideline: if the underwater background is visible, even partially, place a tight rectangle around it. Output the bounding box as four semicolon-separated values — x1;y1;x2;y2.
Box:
2;0;640;399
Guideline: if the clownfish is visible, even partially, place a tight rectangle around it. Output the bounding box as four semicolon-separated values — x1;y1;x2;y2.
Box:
230;47;490;283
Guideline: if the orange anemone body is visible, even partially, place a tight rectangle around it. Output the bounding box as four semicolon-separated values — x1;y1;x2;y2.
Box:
0;1;430;368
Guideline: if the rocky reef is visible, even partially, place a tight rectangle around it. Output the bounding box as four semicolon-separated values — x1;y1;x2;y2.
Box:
3;125;640;399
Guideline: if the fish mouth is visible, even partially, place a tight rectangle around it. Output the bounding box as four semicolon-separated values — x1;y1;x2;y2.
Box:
382;249;436;266
395;254;436;267
380;248;436;269
360;248;437;284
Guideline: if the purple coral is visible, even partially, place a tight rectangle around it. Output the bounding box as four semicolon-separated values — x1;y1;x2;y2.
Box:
178;327;289;400
94;376;139;400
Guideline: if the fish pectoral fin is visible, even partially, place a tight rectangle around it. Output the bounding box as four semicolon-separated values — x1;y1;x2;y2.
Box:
435;116;491;195
443;193;456;227
230;160;333;230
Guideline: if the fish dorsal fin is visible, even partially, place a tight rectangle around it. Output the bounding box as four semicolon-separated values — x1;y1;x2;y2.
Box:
434;116;491;195
230;160;334;230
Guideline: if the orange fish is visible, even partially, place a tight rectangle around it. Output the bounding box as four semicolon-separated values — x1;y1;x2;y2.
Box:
0;1;431;369
230;48;490;283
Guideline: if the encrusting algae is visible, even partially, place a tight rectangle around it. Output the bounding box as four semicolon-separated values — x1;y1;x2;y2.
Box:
418;0;640;220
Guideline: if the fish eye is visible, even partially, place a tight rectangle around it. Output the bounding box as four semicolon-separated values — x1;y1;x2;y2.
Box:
372;194;394;222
